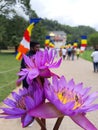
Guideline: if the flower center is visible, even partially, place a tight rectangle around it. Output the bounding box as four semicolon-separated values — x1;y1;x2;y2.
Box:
57;91;81;109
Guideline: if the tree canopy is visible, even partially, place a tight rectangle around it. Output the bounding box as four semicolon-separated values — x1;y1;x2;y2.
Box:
88;33;98;48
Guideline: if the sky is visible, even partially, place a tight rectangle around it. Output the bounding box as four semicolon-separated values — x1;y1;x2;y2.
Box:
28;0;98;31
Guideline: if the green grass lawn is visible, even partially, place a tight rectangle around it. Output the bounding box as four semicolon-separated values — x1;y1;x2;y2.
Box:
80;50;93;62
0;52;20;102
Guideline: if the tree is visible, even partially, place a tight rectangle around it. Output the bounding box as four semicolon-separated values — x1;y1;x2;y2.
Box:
0;0;16;18
88;33;98;48
0;14;8;49
31;21;47;47
6;15;28;47
16;0;38;18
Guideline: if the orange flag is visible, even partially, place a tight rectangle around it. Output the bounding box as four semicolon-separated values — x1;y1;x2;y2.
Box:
16;18;41;60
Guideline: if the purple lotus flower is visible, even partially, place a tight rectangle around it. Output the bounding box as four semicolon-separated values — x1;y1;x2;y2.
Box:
0;81;44;127
17;49;62;85
44;75;98;130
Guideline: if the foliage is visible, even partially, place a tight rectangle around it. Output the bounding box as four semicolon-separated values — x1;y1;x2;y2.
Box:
7;15;28;46
88;32;98;48
0;0;16;18
42;18;97;46
0;15;28;49
31;21;47;47
0;14;8;49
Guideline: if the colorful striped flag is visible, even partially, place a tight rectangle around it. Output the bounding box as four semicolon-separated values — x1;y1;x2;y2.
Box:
80;35;87;51
73;40;78;49
45;36;50;47
16;18;41;60
45;36;55;48
73;42;78;48
49;40;55;48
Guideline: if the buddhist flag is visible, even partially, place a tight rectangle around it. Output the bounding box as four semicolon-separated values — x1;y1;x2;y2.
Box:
49;40;55;48
80;35;87;51
45;36;50;47
16;18;41;60
73;40;78;49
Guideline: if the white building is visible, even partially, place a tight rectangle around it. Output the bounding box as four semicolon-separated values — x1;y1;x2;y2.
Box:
49;31;67;48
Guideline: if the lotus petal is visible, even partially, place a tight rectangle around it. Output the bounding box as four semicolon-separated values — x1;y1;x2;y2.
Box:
29;102;64;118
71;114;97;130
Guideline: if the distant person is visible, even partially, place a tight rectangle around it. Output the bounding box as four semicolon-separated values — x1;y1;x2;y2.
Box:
71;47;76;60
76;48;80;59
62;48;67;60
16;41;40;88
67;46;72;60
91;48;98;72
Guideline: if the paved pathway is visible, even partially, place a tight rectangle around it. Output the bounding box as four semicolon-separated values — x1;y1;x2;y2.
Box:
0;58;98;130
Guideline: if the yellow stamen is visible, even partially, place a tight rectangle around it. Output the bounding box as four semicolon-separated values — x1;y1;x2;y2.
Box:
73;95;81;109
57;92;82;109
57;92;63;101
73;102;81;109
57;92;67;104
